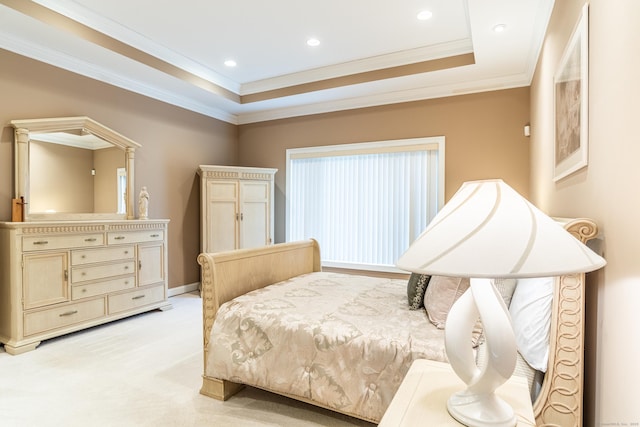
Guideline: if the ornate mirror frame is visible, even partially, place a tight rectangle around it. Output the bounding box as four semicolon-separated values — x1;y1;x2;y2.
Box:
10;116;141;221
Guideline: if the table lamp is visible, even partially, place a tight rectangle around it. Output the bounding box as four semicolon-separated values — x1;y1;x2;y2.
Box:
396;179;605;427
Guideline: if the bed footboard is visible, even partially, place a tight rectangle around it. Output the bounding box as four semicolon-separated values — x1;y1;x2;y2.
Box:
197;239;321;400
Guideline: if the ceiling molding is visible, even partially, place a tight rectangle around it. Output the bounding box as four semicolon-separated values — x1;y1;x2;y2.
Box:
30;0;241;93
0;29;240;124
240;39;474;95
0;23;527;126
241;53;475;104
523;0;555;83
237;72;532;125
2;0;238;102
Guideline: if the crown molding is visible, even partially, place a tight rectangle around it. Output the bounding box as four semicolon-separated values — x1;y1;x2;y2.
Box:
32;0;241;94
237;72;531;124
0;27;528;126
522;0;555;83
240;39;474;95
0;30;239;124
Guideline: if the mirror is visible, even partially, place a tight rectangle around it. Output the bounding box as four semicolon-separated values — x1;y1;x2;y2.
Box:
10;117;141;221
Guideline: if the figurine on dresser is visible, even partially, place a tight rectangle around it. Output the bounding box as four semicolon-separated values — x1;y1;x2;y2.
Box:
139;186;150;220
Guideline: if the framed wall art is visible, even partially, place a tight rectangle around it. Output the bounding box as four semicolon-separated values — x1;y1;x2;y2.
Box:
554;4;589;181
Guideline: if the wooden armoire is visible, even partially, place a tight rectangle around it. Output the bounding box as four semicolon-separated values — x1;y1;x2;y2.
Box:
198;165;277;253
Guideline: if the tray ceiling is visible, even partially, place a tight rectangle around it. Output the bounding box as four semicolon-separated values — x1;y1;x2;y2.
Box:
0;0;554;124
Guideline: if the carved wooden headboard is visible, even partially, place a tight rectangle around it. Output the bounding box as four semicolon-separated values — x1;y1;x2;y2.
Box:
534;218;598;426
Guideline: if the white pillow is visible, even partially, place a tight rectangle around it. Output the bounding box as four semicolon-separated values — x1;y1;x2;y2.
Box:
509;277;555;372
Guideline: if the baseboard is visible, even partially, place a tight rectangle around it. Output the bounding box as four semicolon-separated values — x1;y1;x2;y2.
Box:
168;282;200;297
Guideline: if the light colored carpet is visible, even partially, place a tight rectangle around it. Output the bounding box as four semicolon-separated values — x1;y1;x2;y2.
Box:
0;292;374;427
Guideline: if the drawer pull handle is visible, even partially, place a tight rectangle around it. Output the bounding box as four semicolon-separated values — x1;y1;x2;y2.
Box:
64;270;68;280
82;272;86;276
33;241;49;245
59;310;78;317
150;234;160;238
132;295;145;300
85;238;97;242
81;255;86;259
125;281;130;285
124;251;129;254
114;236;126;240
138;260;142;270
82;288;87;293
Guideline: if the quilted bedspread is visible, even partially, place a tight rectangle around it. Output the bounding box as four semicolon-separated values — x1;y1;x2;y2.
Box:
206;272;448;422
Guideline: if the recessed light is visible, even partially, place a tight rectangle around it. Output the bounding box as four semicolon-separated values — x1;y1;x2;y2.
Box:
417;10;433;21
493;24;507;33
306;38;320;47
224;59;237;67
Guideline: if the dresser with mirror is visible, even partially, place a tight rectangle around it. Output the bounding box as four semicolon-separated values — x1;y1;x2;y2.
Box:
0;117;171;355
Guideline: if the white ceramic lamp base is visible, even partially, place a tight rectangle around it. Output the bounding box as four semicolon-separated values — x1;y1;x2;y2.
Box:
444;280;517;427
448;390;516;427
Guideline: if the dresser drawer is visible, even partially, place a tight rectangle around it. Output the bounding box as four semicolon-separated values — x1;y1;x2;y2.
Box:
107;230;164;245
108;284;165;314
72;276;135;300
71;260;136;284
71;246;135;266
23;233;104;252
24;298;105;336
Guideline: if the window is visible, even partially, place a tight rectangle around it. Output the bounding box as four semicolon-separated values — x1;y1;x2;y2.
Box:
286;137;444;272
116;167;127;214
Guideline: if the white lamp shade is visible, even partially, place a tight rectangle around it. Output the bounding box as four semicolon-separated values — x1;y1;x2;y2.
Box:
396;179;606;278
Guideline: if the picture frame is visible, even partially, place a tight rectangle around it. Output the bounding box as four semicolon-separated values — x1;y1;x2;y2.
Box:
553;4;589;181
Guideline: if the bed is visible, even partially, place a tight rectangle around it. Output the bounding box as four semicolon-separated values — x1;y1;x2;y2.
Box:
197;218;598;426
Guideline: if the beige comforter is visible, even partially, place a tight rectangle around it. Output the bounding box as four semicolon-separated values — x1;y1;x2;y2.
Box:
206;272;447;422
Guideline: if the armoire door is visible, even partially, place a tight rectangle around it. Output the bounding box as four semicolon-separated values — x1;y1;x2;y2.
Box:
206;180;238;252
239;181;271;249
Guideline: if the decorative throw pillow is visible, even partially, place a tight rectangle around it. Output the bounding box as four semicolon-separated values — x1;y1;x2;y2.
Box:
407;273;431;310
423;276;470;329
509;276;555;372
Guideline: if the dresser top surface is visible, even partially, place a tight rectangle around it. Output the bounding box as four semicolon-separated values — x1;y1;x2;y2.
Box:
0;219;170;230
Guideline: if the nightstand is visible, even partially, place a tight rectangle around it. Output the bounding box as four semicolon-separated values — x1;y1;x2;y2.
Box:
379;359;536;426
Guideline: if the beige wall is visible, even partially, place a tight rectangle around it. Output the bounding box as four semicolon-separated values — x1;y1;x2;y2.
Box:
29;141;95;213
0;49;238;289
239;87;531;243
530;0;640;424
93;146;125;213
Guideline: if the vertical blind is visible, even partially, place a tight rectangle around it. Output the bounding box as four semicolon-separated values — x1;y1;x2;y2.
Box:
287;138;444;271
